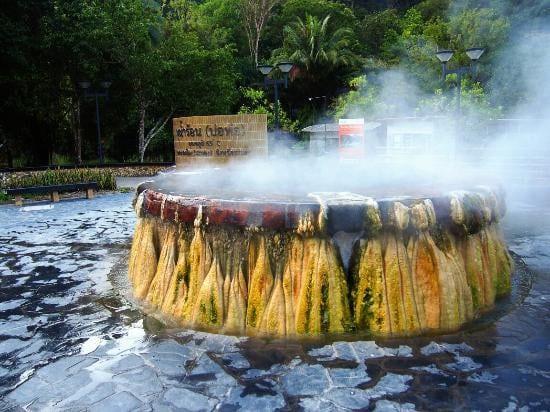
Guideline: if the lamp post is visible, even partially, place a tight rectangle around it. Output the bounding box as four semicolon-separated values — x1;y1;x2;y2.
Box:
257;62;294;138
78;80;112;164
435;47;484;114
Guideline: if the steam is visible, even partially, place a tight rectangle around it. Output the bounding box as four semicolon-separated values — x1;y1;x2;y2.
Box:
481;28;550;205
163;7;549;214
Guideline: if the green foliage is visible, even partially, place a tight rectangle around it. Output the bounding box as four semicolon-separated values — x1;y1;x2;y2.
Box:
0;0;537;166
417;78;503;118
415;0;450;21
333;72;501;121
448;8;510;51
0;0;239;166
281;14;358;74
2;169;117;191
332;72;421;119
332;76;378;119
238;87;298;131
265;0;360;55
360;9;402;57
271;11;360;124
51;153;74;166
194;0;241;43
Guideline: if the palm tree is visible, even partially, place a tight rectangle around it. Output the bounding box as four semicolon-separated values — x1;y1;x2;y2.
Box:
283;14;358;80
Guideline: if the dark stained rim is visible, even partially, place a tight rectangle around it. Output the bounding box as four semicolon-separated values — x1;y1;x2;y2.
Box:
135;184;505;235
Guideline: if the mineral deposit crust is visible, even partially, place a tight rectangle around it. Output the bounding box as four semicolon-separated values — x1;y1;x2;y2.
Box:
128;186;513;337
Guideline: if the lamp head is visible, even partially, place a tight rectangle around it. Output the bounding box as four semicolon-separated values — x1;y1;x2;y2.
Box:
277;62;294;74
100;81;112;90
435;49;454;63
78;81;91;90
466;47;485;61
257;65;274;76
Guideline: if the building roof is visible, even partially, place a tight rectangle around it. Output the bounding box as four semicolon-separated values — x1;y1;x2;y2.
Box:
301;122;383;133
301;123;338;133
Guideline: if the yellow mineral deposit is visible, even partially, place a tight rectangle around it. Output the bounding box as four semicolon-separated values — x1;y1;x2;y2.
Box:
128;191;513;337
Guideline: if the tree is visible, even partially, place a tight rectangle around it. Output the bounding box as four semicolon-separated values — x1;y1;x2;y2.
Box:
93;0;238;162
331;75;378;118
42;0;120;164
238;87;298;131
264;0;360;58
134;7;239;161
278;12;359;104
284;14;357;73
360;9;402;57
240;0;281;66
332;71;421;119
424;79;501;115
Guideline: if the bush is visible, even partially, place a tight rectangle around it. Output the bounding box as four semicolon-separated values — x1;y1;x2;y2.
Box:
1;168;117;191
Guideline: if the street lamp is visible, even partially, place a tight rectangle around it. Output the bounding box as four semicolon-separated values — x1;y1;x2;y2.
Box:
435;47;484;114
78;80;112;164
257;62;294;136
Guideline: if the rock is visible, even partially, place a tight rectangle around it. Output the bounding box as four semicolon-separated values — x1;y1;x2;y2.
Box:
327;364;370;387
387;202;410;231
89;391;144;412
281;363;330;396
129;184;511;337
374;399;417;411
363;373;413;399
223;386;286;410
324;387;371;409
161;387;218;411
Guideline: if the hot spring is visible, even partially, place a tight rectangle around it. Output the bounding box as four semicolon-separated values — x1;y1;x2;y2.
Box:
128;159;512;337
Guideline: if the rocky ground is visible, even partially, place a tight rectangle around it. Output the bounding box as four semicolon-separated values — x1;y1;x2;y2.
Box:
0;193;548;411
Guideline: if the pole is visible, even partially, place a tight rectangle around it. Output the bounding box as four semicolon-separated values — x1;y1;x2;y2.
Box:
273;82;280;131
457;71;462;115
94;94;103;164
324;121;327;154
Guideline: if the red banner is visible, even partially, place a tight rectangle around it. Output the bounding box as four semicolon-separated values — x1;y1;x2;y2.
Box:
338;118;365;158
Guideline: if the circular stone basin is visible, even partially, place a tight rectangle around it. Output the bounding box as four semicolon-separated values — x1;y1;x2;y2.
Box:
128;164;513;337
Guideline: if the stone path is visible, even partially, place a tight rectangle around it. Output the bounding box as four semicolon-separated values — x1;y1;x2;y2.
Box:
0;194;548;411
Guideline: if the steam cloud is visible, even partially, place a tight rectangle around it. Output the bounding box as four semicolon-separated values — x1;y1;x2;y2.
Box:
164;9;550;214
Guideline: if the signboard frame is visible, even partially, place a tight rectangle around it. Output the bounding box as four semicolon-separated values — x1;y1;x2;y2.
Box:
173;114;268;167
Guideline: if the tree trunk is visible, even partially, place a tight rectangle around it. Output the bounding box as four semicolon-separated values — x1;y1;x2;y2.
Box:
254;30;260;66
141;110;174;163
241;0;280;67
73;98;82;164
138;94;146;163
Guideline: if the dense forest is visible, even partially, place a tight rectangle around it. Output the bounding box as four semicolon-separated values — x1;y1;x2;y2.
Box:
0;0;548;166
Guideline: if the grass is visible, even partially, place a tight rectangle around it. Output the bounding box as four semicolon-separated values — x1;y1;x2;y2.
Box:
1;168;117;191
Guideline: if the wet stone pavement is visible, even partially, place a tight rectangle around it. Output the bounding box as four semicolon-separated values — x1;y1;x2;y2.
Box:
0;193;549;411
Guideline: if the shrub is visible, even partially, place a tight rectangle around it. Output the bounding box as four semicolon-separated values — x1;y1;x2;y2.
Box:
1;168;117;191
